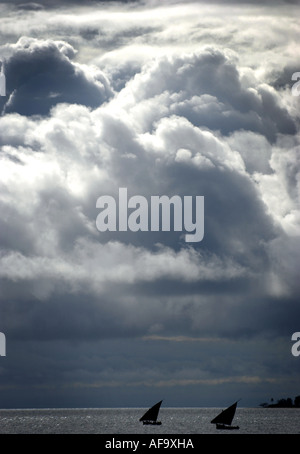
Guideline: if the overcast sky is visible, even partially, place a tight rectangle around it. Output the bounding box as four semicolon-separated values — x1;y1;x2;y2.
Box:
0;0;299;410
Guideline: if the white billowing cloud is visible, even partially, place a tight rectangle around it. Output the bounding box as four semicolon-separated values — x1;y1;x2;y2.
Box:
105;47;296;145
225;131;273;175
0;3;299;344
252;137;300;297
0;240;247;299
0;99;250;302
253;136;300;233
137;115;246;173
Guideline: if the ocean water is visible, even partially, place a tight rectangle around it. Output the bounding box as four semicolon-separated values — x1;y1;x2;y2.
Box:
0;407;299;434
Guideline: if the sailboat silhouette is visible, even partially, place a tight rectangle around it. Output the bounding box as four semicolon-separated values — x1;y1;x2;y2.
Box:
211;400;240;430
139;400;163;425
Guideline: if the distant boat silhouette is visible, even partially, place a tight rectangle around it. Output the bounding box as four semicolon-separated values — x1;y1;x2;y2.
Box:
211;400;240;430
139;400;163;425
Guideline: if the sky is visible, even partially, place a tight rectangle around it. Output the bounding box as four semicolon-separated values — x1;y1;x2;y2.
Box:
0;0;299;410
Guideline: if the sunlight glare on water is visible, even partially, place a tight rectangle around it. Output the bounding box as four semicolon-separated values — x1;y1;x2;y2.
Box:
0;407;299;434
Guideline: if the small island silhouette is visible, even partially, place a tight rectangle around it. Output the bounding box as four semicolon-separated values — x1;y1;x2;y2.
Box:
260;395;300;408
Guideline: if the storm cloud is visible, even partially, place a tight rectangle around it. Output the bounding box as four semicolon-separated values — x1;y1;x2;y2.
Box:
0;37;113;115
0;0;299;409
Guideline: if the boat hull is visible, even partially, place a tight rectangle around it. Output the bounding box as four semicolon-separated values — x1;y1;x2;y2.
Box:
216;423;239;430
142;421;162;425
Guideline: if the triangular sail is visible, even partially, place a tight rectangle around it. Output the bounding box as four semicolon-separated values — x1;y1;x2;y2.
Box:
139;400;163;422
211;401;238;426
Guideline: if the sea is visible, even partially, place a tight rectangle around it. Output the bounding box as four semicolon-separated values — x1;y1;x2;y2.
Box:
0;407;299;435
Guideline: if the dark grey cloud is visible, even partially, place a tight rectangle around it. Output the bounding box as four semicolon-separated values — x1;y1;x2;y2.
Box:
0;37;113;116
0;0;138;5
1;0;299;5
16;2;44;10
